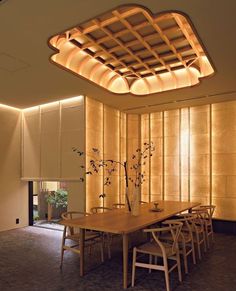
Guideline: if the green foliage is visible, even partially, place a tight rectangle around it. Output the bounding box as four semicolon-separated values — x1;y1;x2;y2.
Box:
46;189;68;208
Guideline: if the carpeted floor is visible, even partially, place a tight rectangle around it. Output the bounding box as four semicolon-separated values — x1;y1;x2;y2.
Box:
0;227;235;291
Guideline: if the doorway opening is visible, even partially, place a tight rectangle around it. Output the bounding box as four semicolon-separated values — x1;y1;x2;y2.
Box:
30;181;68;231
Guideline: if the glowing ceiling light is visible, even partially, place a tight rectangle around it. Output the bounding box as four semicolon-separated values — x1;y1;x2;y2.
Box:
48;6;214;96
60;95;83;104
0;103;21;111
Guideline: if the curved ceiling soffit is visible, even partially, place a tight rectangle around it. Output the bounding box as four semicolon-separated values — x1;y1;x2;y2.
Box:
48;5;214;96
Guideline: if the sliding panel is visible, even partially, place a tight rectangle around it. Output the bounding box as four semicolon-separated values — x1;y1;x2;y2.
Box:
150;112;163;202
127;114;140;198
85;97;103;212
180;108;189;201
40;103;60;179
190;105;210;204
141;114;150;202
212;101;236;220
22;107;40;178
120;112;127;204
164;110;180;201
104;105;120;207
60;97;85;179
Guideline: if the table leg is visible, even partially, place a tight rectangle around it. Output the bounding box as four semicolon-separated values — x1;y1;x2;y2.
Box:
123;233;129;289
79;228;85;276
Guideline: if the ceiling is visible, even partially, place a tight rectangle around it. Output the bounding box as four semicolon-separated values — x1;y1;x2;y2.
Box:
0;0;236;113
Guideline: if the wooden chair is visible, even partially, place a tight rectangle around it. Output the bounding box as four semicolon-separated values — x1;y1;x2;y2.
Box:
181;212;207;260
199;205;216;248
131;222;183;291
60;211;104;268
90;206;113;259
164;217;196;274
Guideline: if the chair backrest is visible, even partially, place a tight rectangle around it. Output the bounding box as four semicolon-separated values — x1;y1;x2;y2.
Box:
61;211;90;235
112;203;125;209
191;209;210;232
176;212;202;232
164;217;195;242
192;208;209;219
200;205;216;218
90;206;112;214
144;222;183;255
139;201;148;204
61;211;90;220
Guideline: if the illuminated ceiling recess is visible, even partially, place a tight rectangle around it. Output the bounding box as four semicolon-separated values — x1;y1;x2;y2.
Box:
49;6;214;96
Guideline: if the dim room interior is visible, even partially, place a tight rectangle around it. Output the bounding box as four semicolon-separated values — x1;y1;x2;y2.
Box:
0;1;236;290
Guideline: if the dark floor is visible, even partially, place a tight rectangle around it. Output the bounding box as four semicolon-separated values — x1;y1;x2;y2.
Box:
0;227;235;291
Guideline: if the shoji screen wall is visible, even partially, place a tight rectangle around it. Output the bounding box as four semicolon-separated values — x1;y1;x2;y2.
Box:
141;101;236;220
212;102;236;220
190;105;210;205
127;114;140;198
85;97;103;210
85;97;126;211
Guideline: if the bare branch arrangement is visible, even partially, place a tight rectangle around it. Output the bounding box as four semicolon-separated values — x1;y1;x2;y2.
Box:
72;141;155;212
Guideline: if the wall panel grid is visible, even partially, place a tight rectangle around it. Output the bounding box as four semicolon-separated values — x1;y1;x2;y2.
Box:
85;98;127;212
143;102;236;220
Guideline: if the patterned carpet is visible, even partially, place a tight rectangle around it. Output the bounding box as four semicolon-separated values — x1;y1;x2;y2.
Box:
0;226;235;291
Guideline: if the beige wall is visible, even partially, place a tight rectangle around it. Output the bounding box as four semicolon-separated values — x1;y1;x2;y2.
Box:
0;107;28;231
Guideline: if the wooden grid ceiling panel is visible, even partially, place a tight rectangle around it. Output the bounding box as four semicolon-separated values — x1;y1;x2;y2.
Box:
49;5;214;95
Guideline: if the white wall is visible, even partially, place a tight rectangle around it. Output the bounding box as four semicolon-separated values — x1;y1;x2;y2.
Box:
0;106;28;231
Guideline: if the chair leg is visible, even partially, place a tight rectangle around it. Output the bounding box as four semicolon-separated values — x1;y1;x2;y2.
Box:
191;240;196;264
100;238;104;263
149;254;152;273
154;256;158;265
196;233;201;260
60;247;65;269
183;247;188;274
177;253;182;282
60;228;66;269
211;227;214;243
106;234;112;259
163;257;170;291
203;232;207;252
107;242;111;259
131;248;137;287
207;233;210;248
205;225;210;249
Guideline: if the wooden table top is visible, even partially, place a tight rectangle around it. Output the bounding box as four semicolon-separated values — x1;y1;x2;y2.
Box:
60;200;200;234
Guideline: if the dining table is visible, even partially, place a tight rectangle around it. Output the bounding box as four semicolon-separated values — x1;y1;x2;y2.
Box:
60;200;200;289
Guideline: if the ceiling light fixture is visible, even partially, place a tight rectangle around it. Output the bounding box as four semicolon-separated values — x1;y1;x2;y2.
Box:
49;5;214;96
